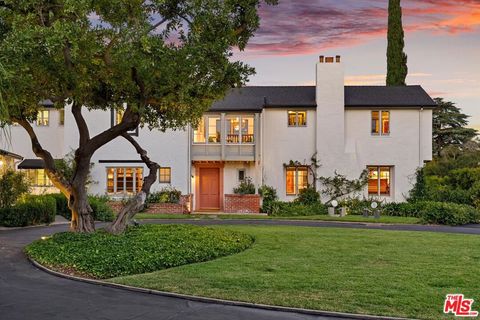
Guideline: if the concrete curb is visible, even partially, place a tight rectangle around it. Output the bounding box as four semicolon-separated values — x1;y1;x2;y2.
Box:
28;257;414;320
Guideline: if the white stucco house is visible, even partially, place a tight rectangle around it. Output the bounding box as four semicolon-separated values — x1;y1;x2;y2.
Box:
2;55;436;211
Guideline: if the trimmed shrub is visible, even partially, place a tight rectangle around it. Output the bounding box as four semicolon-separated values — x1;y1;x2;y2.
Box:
0;170;29;208
258;185;278;214
47;193;70;219
339;198;380;215
147;187;182;204
233;177;256;195
382;202;425;217
295;187;320;205
89;195;114;222
0;195;56;227
269;201;327;217
418;202;480;226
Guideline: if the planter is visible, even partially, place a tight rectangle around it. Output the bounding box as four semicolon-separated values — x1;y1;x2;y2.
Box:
224;194;260;214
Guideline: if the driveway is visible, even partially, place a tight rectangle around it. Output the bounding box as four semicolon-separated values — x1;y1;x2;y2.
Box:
1;220;478;320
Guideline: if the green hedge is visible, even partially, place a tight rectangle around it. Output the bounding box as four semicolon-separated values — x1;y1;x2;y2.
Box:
269;201;327;217
0;195;56;227
48;194;114;222
382;201;480;225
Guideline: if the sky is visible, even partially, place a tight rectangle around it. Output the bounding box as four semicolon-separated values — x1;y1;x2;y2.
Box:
232;0;480;130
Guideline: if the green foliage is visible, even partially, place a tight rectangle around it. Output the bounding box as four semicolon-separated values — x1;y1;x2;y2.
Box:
269;201;327;217
233;177;256;195
54;151;95;185
408;167;427;202
25;224;254;279
386;0;408;86
89;195;115;222
295;187;320;205
339;198;380;215
258;185;278;213
0;169;29;208
432;98;478;156
0;195;56;227
382;201;427;217
318;170;368;203
47;193;114;222
146;187;182;204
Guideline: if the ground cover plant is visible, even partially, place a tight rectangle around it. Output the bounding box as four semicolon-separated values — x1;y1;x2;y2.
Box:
26;224;254;279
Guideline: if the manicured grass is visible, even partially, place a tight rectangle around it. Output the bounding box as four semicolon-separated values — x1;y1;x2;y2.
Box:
25;224;253;278
134;213;420;224
110;225;480;319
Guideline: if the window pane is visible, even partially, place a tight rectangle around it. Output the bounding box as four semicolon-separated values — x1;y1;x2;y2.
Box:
288;111;296;126
371;111;380;134
382;111;390;135
286;167;296;195
37;110;49;126
193;117;206;143
136;168;143;192
116;109;124;125
226;117;240;144
208;117;221;143
297;167;308;191
116;168;125;193
241;116;254;143
379;167;391;195
107;168;115;193
59;109;65;125
125;168;134;193
297;112;307;126
159;167;171;183
368;167;379;195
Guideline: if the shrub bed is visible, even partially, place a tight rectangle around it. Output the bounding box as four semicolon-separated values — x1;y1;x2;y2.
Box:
48;194;114;222
25;224;254;279
269;201;327;217
0;195;56;227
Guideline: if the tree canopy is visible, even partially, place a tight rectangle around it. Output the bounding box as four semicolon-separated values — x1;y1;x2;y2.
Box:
0;0;277;232
433;98;478;157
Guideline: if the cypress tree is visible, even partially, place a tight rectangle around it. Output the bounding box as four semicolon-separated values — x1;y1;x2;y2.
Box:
386;0;408;86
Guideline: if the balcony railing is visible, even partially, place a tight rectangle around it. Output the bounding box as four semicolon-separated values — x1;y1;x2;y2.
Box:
226;134;254;144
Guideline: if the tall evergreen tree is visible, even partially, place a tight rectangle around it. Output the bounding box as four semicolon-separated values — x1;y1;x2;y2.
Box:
386;0;408;86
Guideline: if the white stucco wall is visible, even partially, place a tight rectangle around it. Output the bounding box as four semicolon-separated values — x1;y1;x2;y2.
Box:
63;105;190;196
261;108;317;201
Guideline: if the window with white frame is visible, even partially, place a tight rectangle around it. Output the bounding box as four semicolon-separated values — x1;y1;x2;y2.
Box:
285;166;308;195
36;110;50;126
159;167;171;183
226;115;254;144
193;116;221;143
287;111;307;127
368;166;392;196
371;111;390;135
106;167;143;194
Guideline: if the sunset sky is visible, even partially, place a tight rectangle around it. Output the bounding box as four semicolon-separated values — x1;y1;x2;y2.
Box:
233;0;480;130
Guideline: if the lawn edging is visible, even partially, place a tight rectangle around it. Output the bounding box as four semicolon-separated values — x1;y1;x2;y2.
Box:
28;255;410;320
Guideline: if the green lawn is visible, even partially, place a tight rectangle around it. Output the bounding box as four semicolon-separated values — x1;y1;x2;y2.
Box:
134;213;420;224
110;225;480;319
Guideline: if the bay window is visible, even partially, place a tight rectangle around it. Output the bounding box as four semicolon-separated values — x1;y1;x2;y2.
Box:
194;116;221;143
107;167;143;194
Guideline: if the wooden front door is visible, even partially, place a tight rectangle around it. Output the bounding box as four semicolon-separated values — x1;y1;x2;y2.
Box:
199;168;220;210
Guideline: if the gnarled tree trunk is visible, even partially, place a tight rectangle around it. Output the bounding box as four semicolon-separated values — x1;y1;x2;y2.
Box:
106;134;159;235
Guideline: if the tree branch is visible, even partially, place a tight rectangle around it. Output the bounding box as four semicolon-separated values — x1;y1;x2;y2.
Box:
149;17;168;33
15;119;72;196
71;101;90;147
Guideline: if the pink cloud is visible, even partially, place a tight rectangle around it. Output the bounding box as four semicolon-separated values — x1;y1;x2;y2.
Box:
240;0;480;56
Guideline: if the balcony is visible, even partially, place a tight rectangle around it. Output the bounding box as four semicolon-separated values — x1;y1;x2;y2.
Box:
191;114;259;162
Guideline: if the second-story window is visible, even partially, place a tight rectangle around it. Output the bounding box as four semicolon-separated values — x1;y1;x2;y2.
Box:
371;111;390;135
59;109;65;126
111;105;138;136
226;115;254;144
36;110;50;126
193;116;220;143
288;111;307;127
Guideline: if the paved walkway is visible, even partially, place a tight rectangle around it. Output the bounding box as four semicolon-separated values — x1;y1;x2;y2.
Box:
1;219;478;320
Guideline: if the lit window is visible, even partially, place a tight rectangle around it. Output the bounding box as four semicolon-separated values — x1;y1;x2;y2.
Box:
114;109;124;125
208;117;221;143
226;115;255;144
59;109;65;126
288;111;307;127
26;169;53;187
36;110;50;126
368;166;391;196
193;117;206;143
372;111;390;135
106;167;143;194
285;166;308;195
159;167;171;183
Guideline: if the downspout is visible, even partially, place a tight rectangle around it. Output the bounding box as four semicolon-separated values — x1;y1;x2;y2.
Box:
419;107;423;167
